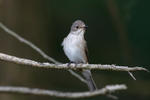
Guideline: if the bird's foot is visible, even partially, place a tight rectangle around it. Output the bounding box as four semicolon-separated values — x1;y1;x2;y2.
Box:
67;62;81;71
67;61;74;67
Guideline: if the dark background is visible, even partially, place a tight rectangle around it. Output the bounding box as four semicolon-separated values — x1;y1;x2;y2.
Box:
0;0;150;100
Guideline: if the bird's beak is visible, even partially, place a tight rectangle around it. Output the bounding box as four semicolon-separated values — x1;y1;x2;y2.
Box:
82;26;88;30
84;26;88;28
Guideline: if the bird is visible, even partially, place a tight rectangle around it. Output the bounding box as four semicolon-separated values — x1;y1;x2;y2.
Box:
62;20;97;91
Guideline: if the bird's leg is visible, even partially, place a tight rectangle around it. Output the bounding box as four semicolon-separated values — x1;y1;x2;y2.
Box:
74;62;79;67
76;63;84;71
68;62;83;71
67;61;74;67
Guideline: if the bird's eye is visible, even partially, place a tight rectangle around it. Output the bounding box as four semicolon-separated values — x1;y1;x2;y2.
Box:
76;26;79;29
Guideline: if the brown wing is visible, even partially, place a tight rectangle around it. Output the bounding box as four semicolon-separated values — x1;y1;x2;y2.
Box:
78;38;89;63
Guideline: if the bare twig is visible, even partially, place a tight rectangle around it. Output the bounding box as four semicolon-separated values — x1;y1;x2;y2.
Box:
0;84;127;98
0;53;148;72
128;71;136;80
68;69;87;83
0;22;86;85
0;22;59;64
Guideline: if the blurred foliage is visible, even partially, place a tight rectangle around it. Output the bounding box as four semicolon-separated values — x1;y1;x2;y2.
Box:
0;0;150;100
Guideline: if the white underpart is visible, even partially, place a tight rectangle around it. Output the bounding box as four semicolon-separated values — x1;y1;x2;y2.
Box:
62;29;86;63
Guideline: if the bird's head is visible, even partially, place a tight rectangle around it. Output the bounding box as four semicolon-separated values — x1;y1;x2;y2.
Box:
70;20;88;34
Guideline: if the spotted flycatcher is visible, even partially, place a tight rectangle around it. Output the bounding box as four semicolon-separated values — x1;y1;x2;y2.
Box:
62;20;97;91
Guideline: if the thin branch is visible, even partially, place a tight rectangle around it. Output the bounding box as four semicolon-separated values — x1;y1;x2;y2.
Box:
68;69;87;84
128;71;136;80
0;84;127;98
0;53;148;72
0;22;86;85
0;22;60;64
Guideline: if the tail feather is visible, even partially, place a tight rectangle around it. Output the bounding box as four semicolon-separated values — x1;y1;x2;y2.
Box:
82;70;97;91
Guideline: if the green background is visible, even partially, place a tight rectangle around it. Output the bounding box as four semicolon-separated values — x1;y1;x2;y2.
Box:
0;0;149;100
